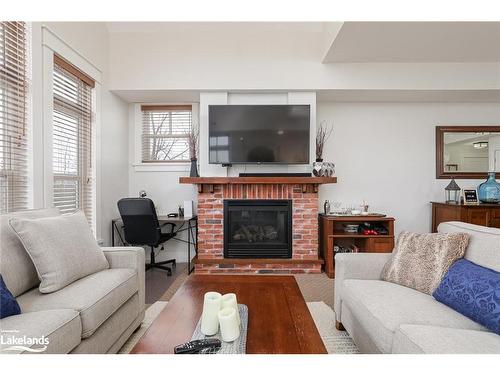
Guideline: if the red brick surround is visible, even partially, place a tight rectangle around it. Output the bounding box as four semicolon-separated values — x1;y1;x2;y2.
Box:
195;183;321;274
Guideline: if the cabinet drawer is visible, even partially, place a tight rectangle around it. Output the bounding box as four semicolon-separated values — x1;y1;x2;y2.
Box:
365;238;394;253
466;209;490;227
489;208;500;229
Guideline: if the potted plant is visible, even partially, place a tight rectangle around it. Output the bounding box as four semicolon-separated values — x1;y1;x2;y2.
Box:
187;126;199;177
314;121;333;176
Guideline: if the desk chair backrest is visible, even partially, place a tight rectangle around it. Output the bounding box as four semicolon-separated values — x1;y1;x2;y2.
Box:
117;198;161;247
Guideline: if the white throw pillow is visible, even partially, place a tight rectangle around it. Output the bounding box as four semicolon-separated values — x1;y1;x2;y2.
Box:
9;211;109;293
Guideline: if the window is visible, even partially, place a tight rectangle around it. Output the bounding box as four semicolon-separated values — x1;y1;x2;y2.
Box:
141;105;192;162
0;22;29;213
52;55;94;223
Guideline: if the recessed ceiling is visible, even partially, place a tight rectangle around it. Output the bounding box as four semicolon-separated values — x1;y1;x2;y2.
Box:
105;21;326;34
324;22;500;62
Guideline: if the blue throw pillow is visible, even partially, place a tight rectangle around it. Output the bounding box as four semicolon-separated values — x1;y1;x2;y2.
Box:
433;259;499;334
0;274;21;319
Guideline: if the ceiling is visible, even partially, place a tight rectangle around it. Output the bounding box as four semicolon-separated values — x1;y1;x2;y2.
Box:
105;21;500;63
105;21;326;34
323;22;500;62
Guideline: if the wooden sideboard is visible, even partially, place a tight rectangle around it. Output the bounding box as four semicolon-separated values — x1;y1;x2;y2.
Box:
431;202;500;232
319;215;395;278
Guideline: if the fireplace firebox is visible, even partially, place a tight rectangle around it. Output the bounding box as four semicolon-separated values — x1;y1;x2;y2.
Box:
224;199;292;258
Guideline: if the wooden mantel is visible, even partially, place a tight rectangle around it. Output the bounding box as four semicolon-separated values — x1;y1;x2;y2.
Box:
179;176;337;193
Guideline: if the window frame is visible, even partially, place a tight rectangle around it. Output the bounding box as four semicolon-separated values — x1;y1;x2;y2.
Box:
52;54;94;223
40;25;102;237
133;103;198;172
141;104;193;164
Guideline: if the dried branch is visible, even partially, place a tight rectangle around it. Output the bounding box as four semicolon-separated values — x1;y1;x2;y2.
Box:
187;124;199;160
316;121;333;160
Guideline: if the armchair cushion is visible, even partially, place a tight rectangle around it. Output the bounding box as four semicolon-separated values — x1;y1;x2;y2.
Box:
433;258;500;334
17;268;137;338
392;324;500;354
342;279;487;353
0;275;21;319
9;211;109;293
381;231;469;294
334;252;391;322
0;208;60;297
101;246;145;315
0;309;81;354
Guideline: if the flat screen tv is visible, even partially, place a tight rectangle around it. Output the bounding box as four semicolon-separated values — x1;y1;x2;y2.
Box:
208;105;310;164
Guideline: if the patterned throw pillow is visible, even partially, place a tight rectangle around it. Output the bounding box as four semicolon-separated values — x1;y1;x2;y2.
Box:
0;275;21;319
381;231;470;294
433;259;500;334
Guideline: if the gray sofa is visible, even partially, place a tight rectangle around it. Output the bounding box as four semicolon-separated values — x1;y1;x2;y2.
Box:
0;208;145;354
334;221;500;354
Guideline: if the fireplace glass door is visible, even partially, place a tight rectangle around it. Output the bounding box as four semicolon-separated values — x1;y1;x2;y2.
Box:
224;200;292;258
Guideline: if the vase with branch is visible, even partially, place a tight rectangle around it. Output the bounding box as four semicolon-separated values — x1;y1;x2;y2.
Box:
313;121;334;176
187;126;199;177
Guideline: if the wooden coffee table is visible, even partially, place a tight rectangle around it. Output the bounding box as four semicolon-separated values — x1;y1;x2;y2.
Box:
131;275;327;354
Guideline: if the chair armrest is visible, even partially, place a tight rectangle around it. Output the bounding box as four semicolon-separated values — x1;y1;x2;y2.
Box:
101;247;145;313
334;252;392;323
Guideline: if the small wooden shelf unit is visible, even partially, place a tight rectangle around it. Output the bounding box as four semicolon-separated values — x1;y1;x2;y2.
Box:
319;215;395;278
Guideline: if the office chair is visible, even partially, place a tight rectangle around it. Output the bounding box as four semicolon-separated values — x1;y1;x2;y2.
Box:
117;198;177;276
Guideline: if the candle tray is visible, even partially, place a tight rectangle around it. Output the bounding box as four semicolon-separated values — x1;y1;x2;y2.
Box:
191;304;248;354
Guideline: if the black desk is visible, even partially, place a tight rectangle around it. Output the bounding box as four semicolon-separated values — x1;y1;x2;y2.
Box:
111;215;198;274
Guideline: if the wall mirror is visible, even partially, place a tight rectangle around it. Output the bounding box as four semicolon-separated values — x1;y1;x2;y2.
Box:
436;126;500;179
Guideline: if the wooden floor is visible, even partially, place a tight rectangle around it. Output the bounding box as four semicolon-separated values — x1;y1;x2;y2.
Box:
145;263;188;304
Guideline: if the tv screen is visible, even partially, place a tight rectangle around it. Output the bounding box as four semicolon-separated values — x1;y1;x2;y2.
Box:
208;105;310;164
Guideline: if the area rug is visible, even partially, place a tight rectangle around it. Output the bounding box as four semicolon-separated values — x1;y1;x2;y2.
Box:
120;300;358;354
118;301;167;354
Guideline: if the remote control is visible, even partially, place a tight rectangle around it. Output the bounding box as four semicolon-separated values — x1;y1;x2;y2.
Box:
174;339;221;354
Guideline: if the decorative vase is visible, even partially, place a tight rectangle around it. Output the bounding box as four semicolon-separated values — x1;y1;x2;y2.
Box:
313;158;323;176
189;158;199;177
478;172;500;203
324;200;330;215
326;162;335;177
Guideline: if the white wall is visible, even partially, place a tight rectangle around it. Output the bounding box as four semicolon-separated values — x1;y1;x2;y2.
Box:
32;22;130;245
127;104;198;262
317;102;500;234
100;91;130;245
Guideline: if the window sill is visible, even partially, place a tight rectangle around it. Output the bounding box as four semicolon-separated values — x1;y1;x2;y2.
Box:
132;163;191;172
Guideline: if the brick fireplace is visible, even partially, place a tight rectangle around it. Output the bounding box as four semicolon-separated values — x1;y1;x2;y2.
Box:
179;177;337;274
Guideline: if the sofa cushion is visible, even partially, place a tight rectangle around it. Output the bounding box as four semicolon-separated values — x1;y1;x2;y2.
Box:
17;268;137;338
9;211;109;293
0;208;60;297
71;293;141;354
392;324;500;354
381;231;469;294
433;258;500;334
0;309;81;354
0;275;21;318
341;279;487;353
438;221;500;272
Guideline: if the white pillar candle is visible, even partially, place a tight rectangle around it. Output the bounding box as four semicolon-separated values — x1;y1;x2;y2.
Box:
200;291;222;336
218;307;240;342
221;293;240;325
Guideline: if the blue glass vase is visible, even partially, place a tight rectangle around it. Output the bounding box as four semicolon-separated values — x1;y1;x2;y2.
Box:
478;172;500;203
